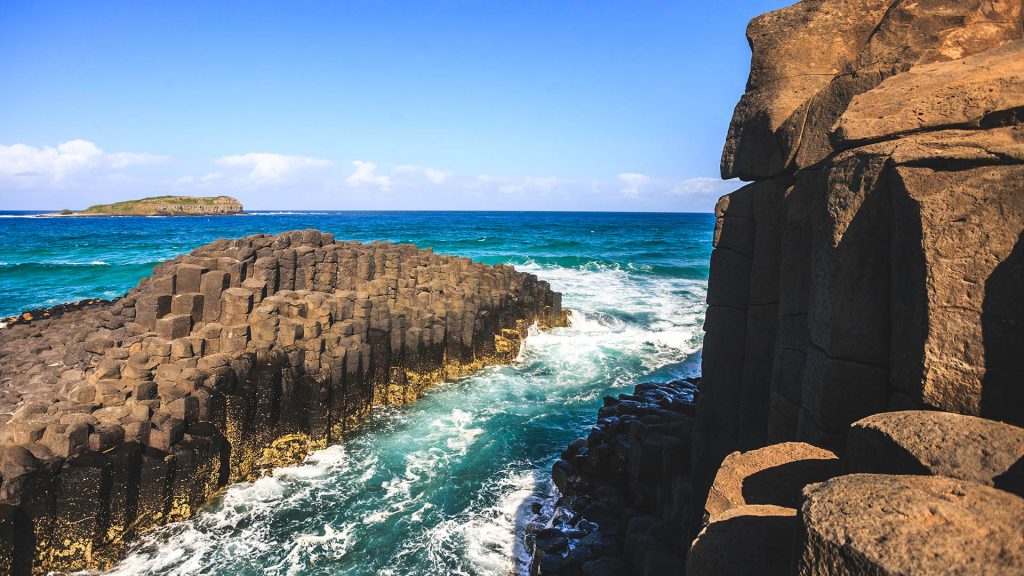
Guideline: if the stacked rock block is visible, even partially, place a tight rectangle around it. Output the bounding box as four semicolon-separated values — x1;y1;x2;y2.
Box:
693;0;1024;536
686;411;1024;575
528;379;699;575
539;400;1024;575
0;230;566;575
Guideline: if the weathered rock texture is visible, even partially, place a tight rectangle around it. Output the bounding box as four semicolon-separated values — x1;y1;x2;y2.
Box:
687;504;796;576
695;0;1024;531
797;474;1024;575
527;380;698;575
0;230;565;575
703;442;840;518
538;1;1024;575
846;410;1024;496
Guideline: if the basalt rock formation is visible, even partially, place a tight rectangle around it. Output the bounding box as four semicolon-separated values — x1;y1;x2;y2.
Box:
0;229;565;575
694;0;1024;519
528;379;699;575
534;1;1024;574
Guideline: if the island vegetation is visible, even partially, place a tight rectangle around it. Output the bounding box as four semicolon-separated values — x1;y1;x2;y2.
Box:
67;195;244;216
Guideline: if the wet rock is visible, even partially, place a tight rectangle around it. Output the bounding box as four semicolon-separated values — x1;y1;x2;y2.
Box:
535;528;569;553
534;379;697;574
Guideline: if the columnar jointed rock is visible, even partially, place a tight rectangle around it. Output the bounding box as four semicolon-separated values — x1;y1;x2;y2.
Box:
703;442;840;519
0;230;566;574
537;2;1024;575
796;474;1024;576
694;0;1024;539
687;504;796;576
846;410;1024;497
528;379;698;575
684;442;841;575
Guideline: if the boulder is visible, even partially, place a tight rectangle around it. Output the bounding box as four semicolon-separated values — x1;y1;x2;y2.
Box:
847;410;1024;497
687;504;796;576
704;442;841;518
796;474;1024;575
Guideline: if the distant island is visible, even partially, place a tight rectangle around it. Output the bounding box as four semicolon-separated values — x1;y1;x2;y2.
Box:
53;195;244;216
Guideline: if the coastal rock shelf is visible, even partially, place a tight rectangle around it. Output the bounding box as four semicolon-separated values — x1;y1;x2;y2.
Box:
0;230;566;574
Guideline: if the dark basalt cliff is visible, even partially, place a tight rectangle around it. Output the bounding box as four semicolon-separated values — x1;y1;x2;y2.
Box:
532;1;1024;574
0;230;566;574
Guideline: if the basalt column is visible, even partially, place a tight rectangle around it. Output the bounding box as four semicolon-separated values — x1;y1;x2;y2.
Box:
693;0;1023;539
0;230;567;574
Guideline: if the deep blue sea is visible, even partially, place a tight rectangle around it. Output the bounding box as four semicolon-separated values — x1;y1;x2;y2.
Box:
0;210;711;576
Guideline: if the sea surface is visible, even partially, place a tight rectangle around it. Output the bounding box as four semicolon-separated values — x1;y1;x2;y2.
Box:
0;210;712;576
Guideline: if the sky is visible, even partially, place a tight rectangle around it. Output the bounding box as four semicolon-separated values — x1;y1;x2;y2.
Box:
0;1;788;212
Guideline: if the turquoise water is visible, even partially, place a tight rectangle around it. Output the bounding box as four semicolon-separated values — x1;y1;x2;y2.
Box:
0;211;711;575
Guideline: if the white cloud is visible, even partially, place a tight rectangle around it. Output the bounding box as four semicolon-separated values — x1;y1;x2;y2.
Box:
0;139;734;212
0;139;170;187
346;160;391;191
393;164;452;184
617;172;651;198
216;152;330;184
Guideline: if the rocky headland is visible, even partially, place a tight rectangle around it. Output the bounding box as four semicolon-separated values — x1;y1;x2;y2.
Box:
0;230;566;574
60;195;244;216
530;1;1024;574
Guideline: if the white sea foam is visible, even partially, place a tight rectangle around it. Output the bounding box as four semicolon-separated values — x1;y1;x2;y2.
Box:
93;260;707;576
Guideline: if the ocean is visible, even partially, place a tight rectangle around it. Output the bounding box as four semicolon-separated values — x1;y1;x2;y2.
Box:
0;211;711;575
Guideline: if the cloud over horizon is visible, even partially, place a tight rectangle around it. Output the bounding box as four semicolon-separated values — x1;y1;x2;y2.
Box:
0;139;739;211
394;164;453;185
216;152;331;185
0;140;171;188
346;160;392;191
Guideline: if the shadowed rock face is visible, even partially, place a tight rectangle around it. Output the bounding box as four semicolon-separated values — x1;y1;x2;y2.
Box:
0;229;565;574
534;3;1023;575
721;0;1022;180
696;0;1024;524
846;410;1024;496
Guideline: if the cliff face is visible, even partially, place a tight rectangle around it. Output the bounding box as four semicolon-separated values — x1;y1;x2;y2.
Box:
77;195;244;216
694;0;1023;503
531;2;1023;575
0;230;565;574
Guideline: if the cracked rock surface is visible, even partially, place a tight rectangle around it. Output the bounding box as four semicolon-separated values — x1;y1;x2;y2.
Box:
0;229;565;574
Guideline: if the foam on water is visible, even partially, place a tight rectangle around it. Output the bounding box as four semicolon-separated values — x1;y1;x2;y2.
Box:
0;211;710;574
84;255;705;576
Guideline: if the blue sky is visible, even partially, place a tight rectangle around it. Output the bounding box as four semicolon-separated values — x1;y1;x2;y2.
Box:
0;1;787;212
